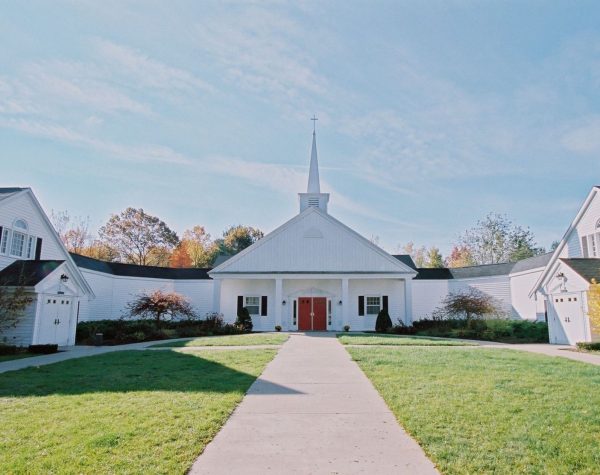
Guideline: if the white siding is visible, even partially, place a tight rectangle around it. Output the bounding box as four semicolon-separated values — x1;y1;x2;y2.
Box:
412;280;450;321
562;190;600;258
0;192;65;270
219;279;275;331
0;294;37;346
509;269;545;320
348;279;404;331
77;269;214;322
450;275;512;316
214;209;412;274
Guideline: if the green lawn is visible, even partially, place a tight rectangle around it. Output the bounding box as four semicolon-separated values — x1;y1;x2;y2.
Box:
337;333;477;346
150;333;289;348
348;347;600;474
0;349;275;474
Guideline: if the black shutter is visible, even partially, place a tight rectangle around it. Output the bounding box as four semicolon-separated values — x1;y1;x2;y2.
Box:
261;296;268;316
0;226;3;251
237;296;243;314
382;296;389;313
35;237;43;260
358;296;365;316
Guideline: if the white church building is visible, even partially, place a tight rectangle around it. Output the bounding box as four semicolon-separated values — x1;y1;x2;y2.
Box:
0;133;599;346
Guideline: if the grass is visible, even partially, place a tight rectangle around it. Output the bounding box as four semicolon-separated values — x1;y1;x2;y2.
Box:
150;332;289;348
348;346;600;474
337;332;477;346
0;349;276;474
0;352;38;363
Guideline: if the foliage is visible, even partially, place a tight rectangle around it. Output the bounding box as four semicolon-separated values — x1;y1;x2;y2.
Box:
445;245;475;268
76;314;243;345
0;344;17;355
183;225;219;267
216;225;264;255
457;212;544;265
343;325;350;332
169;243;193;267
28;344;58;354
51;210;92;253
79;240;120;261
432;288;502;321
0;277;34;335
98;207;179;265
124;290;197;325
275;325;282;332
424;247;444;268
587;278;600;337
236;307;253;332
0;349;275;474
391;318;549;343
375;309;393;333
576;342;600;352
151;333;289;347
350;346;600;474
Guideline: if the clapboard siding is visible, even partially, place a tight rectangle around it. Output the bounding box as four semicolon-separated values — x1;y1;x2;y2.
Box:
77;269;214;322
0;294;37;346
219;279;274;331
348;279;404;331
412;280;450;321
509;268;545;320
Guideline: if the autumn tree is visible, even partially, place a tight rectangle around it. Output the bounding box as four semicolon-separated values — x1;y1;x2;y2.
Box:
432;288;501;321
183;225;218;267
98;208;179;265
170;243;192;268
82;240;120;262
588;279;600;337
124;290;197;325
216;225;264;255
425;247;444;268
51;210;92;254
457;213;543;265
402;242;426;267
446;245;475;268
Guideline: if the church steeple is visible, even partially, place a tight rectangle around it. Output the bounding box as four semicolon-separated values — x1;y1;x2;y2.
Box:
307;131;320;193
299;120;330;214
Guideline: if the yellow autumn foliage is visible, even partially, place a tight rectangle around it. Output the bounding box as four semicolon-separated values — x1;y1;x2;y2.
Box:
588;278;600;336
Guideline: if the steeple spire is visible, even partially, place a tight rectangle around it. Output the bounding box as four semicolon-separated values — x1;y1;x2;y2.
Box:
299;118;330;214
307;130;321;193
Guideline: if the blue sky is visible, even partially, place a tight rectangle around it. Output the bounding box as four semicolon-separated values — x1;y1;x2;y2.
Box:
1;1;599;255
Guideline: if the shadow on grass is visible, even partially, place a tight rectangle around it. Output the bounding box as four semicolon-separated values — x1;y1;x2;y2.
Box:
0;350;301;397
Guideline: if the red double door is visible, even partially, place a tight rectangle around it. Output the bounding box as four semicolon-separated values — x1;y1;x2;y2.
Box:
298;297;327;331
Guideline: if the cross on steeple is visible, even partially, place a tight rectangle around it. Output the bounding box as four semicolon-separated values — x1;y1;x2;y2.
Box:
311;114;318;133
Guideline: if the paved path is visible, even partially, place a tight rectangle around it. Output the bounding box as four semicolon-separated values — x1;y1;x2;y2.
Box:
480;342;600;366
190;333;438;475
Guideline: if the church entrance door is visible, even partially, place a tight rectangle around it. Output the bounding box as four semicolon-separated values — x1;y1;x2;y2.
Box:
298;297;327;331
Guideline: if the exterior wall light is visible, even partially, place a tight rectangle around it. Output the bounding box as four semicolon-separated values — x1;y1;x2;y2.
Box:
556;272;567;292
60;274;69;283
338;300;342;305
282;300;286;305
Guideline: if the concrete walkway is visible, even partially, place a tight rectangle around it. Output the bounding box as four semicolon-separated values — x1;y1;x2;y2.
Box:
479;342;600;366
190;333;438;474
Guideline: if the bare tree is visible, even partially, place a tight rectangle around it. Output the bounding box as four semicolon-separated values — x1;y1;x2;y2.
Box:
51;210;92;253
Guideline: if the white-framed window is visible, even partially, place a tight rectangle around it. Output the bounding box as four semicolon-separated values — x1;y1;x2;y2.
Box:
582;231;600;258
366;296;381;315
245;296;260;316
591;234;598;257
1;218;37;259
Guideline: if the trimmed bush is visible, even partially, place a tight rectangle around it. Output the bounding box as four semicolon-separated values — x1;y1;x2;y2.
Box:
0;344;17;355
392;318;548;343
28;344;58;354
236;307;253;332
76;314;243;345
375;309;393;333
576;342;600;352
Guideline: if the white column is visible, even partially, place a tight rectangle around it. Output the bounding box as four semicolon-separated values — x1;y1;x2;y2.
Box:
275;278;283;328
212;278;222;314
404;278;413;326
341;278;349;329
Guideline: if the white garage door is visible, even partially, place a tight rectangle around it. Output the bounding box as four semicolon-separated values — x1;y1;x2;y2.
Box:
38;296;73;346
549;293;587;345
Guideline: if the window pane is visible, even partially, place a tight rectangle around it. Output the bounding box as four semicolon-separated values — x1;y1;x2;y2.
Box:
245;297;259;315
0;230;8;254
26;236;34;259
10;232;25;257
366;296;380;315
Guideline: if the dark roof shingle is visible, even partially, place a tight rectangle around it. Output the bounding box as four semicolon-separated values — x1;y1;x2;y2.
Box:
0;260;64;286
559;258;600;283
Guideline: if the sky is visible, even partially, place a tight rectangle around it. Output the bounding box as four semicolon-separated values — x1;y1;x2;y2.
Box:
1;1;600;255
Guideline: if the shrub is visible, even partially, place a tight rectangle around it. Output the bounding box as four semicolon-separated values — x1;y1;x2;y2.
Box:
0;344;17;355
576;342;600;352
124;290;197;326
236;307;253;332
375;309;393;333
28;344;58;354
275;325;282;332
432;288;503;321
343;325;350;332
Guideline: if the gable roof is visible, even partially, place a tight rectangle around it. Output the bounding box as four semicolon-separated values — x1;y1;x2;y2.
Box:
0;187;27;203
71;253;212;279
559;258;600;283
0;260;65;286
0;187;94;297
210;207;416;275
530;186;600;296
